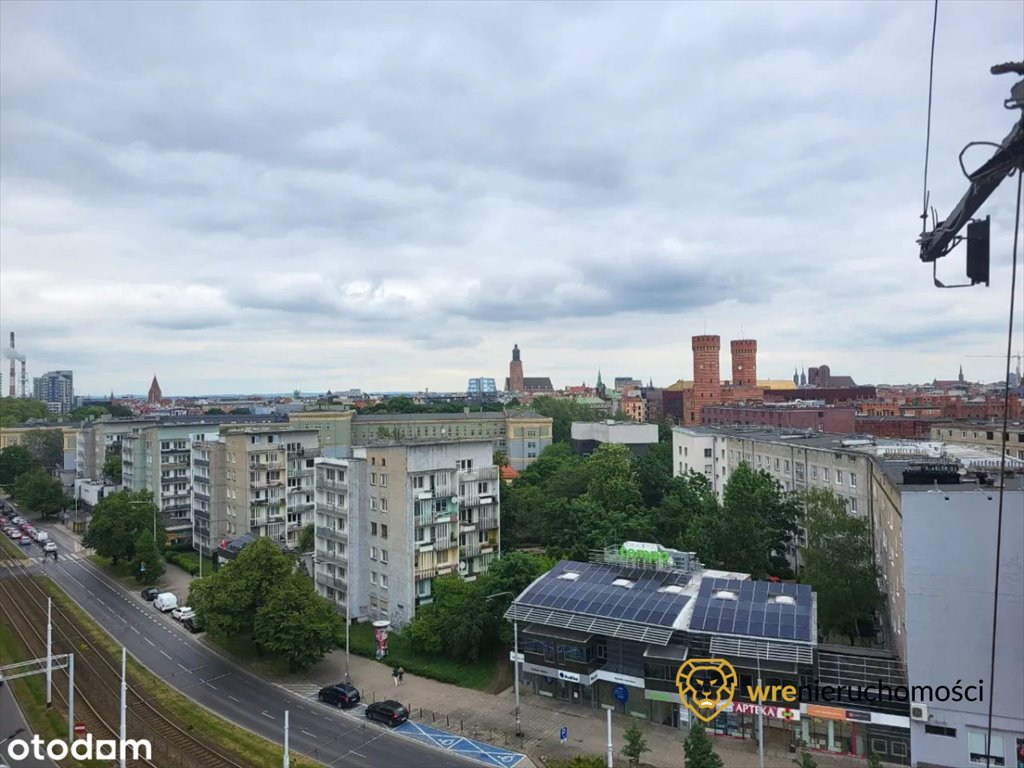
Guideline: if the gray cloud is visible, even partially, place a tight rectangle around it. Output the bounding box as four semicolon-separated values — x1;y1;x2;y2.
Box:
0;0;1020;394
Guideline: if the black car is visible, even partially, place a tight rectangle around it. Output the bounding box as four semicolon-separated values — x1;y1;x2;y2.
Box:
317;683;360;709
182;618;203;634
365;700;408;727
141;587;161;601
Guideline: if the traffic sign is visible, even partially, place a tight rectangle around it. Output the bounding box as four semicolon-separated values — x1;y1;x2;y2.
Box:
612;684;629;704
74;722;86;736
559;726;568;744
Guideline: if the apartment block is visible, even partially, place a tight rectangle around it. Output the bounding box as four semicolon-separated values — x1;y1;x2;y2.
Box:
216;425;321;548
190;440;227;557
571;420;659;458
286;409;354;454
870;463;1023;768
76;418;157;480
929;421;1024;459
32;370;74;414
313;440;500;628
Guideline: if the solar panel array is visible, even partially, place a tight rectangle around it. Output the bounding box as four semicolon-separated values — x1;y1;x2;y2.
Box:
688;578;814;642
517;561;691;628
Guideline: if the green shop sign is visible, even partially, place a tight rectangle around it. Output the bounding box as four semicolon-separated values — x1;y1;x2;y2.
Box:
618;546;671;565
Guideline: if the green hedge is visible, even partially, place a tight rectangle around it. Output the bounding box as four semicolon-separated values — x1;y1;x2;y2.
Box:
165;551;214;576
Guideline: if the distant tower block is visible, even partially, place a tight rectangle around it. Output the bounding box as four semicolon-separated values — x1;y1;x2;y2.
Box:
688;334;721;424
730;339;757;388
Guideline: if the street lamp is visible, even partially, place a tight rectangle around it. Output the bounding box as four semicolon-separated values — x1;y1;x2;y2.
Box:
485;591;521;737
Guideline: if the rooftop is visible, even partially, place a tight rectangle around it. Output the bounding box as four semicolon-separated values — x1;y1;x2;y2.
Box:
350;411;547;423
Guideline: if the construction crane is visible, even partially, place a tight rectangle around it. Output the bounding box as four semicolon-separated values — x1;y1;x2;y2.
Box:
918;62;1024;286
965;353;1023;382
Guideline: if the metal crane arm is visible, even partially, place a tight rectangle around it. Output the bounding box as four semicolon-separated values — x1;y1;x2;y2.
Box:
918;115;1024;263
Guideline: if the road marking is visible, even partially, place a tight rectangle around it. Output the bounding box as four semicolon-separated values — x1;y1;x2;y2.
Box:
350;751;366;758
178;663;191;674
119;616;128;624
301;729;316;738
228;695;241;703
159;650;172;660
144;637;155;647
261;711;276;720
130;626;139;634
206;683;217;690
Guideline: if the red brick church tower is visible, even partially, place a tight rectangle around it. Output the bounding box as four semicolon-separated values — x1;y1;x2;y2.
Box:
508;345;524;392
148;375;162;404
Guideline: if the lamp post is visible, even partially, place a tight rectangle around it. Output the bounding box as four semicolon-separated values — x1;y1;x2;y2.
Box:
756;649;765;768
485;591;521;737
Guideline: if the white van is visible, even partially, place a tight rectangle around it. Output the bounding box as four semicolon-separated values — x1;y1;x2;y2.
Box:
153;593;178;612
35;531;49;543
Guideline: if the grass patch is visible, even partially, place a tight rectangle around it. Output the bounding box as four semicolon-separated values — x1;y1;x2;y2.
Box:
164;550;215;577
36;577;321;768
204;633;292;678
348;622;501;691
87;553;132;579
0;621;106;767
0;533;28;559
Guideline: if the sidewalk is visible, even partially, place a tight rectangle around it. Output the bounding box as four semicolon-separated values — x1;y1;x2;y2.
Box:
284;651;870;768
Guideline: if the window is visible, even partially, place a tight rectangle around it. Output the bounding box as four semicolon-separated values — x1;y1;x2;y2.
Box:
413;476;425;489
457;459;473;471
380;497;388;512
836;470;844;484
810;465;818;480
381;458;386;467
370;547;378;560
925;725;956;738
849;497;858;513
784;460;790;472
822;467;830;482
380;474;387;487
370;497;377;510
774;458;780;470
381;524;388;539
371;522;378;536
381;549;388;564
380;574;388;588
850;473;857;488
370;571;378;585
369;472;376;485
968;731;1004;765
704;448;713;458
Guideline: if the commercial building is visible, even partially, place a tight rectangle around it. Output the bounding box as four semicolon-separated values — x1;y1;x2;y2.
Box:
467;378;498;399
32;370;74;414
505;544;910;760
313;440;500;628
701;403;857;434
570;421;659;458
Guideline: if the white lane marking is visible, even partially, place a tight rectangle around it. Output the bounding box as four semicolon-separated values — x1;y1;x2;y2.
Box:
96;598;106;607
159;650;172;660
261;711;276;720
228;695;241;703
178;663;191;674
301;729;316;738
350;751;367;758
130;626;139;634
143;637;155;647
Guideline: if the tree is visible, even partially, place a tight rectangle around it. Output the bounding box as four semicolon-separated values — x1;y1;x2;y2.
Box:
131;531;165;585
478;552;554;643
0;445;42;490
14;469;68;518
21;429;64;469
107;404;134;418
187;538;294;641
793;747;818;768
0;398;49;427
102;453;123;484
621;718;650;768
253;573;344;672
406;576;489;660
229;407;253;415
492;450;510;468
205;408;225;415
653;472;719;552
632;440;673;508
298;524;315;553
83;491;162;565
529;396;605;443
865;752;883;768
683;722;723;768
68;405;110;421
800;488;883;642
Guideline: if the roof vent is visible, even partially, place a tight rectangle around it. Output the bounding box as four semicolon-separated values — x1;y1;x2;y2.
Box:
771;595;796;605
557;571;580;581
612;578;635;588
658;585;685;595
713;590;739;601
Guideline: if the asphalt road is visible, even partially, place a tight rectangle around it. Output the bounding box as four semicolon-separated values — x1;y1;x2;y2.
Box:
3;520;478;768
0;681;56;768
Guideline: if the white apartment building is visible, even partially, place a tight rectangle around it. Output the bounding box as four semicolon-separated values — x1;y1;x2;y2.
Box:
313;440;500;628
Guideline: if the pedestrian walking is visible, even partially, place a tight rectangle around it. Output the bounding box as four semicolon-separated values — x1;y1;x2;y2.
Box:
398;666;405;685
392;665;400;687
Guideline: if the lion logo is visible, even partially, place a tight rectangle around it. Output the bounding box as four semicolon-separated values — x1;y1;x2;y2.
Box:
675;658;738;723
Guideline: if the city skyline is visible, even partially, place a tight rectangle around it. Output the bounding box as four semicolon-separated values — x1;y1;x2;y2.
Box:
2;1;1022;395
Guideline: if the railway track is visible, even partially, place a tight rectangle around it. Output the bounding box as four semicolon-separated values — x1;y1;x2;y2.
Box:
0;552;249;768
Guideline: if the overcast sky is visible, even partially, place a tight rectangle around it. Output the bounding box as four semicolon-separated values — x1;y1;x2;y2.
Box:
1;1;1021;396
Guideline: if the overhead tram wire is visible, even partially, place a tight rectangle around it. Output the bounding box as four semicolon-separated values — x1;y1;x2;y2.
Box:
984;170;1021;768
920;0;940;236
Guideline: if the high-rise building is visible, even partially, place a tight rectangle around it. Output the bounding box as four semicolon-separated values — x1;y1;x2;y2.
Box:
466;377;497;398
33;370;74;414
313;440;500;628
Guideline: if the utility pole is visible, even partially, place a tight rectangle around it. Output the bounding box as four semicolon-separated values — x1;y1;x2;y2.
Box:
283;710;290;768
513;619;521;736
757;650;765;768
344;583;351;684
67;654;75;745
606;707;613;768
119;647;127;768
46;598;52;708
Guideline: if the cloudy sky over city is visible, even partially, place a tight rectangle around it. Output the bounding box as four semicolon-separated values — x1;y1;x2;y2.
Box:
1;0;1021;395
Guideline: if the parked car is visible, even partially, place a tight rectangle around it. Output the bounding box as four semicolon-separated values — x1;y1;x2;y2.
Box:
182;618;203;634
19;535;31;545
141;587;161;601
365;700;409;727
43;542;57;553
317;683;361;709
171;606;195;622
153;593;178;612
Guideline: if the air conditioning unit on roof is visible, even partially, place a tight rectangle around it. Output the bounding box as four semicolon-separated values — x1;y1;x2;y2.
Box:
910;703;928;722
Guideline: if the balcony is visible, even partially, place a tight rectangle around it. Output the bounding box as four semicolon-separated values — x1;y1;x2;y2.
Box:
459;466;499;483
433;538;457;552
317;549;347;567
317;477;347;491
249;459;283;470
251;478;284;489
288;502;314;514
317;526;348;544
458;519;477;534
316;574;348;593
287;447;306;458
415;566;437;580
462;540;482;558
478;510;500;530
